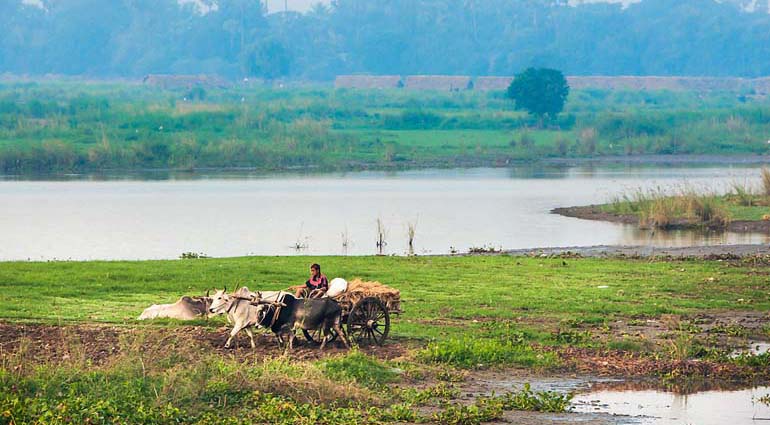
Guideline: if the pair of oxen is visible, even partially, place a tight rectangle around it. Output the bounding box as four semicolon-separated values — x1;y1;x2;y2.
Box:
138;280;350;351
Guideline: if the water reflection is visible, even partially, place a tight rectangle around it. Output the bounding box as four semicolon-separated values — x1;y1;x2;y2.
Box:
1;164;770;260
572;384;770;425
620;226;770;247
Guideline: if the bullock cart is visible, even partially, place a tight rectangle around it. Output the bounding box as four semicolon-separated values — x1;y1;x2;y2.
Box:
299;279;401;346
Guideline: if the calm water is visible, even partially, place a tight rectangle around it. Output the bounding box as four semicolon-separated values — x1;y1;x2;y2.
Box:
1;164;769;260
572;386;770;424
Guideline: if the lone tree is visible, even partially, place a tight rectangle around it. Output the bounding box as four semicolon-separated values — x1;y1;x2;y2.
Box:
506;68;569;127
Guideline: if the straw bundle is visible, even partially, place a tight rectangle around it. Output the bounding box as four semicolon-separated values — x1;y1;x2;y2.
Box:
338;279;401;313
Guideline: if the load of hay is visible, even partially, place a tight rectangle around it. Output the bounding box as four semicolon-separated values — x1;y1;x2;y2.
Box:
336;279;401;313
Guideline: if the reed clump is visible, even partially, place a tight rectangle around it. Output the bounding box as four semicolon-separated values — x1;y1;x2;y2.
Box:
406;220;417;255
761;168;770;197
609;186;731;229
729;181;755;206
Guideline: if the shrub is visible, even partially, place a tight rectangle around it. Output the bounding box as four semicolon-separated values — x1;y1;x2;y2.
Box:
495;383;573;413
431;402;503;425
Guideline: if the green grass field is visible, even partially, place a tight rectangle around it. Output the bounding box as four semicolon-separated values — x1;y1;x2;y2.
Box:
2;82;770;174
2;255;769;424
2;255;767;339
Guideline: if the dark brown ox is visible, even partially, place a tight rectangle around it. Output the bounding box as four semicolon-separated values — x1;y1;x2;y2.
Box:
138;295;212;320
254;294;350;350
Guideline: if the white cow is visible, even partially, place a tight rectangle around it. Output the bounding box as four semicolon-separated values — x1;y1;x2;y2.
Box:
137;295;213;320
208;287;287;349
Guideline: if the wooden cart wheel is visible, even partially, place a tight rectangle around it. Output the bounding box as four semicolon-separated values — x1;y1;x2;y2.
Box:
302;327;338;345
347;297;390;346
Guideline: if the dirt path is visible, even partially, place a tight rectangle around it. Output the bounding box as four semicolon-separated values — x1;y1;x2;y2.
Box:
4;312;767;378
0;322;408;365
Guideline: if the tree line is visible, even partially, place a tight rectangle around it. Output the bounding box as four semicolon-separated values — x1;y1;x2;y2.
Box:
2;0;770;79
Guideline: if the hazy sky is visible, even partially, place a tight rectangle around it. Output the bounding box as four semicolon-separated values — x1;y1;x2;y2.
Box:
263;0;327;13
18;0;770;14
271;0;641;12
19;0;328;13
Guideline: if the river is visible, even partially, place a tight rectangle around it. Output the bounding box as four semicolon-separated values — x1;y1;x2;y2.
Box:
1;164;768;260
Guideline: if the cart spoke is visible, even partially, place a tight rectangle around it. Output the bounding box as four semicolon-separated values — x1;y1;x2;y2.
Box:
346;297;391;346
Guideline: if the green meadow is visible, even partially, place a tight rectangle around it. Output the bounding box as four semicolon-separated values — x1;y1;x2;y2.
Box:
2;255;768;339
2;255;769;423
2;82;770;174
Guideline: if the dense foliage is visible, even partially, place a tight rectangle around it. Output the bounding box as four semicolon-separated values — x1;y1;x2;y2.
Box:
507;68;569;123
3;0;770;78
1;82;770;174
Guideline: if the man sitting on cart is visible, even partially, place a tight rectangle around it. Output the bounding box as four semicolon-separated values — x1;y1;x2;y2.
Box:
295;263;329;298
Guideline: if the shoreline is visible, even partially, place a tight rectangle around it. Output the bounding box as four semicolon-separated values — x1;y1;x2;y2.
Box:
500;243;770;259
5;243;770;263
2;154;770;181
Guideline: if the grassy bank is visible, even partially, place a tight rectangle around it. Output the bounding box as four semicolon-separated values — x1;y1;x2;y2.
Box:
2;255;770;422
596;169;770;229
2;82;770;174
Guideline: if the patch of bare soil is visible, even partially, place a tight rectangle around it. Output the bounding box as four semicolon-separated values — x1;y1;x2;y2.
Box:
0;322;409;366
552;205;638;225
550;346;745;378
547;311;770;380
729;220;770;233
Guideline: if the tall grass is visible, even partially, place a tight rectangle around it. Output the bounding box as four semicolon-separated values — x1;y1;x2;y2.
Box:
729;181;755;206
607;186;731;229
761;168;770;196
3;83;770;174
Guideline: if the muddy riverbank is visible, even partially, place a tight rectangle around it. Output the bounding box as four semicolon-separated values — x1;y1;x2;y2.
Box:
553;205;770;234
501;243;770;258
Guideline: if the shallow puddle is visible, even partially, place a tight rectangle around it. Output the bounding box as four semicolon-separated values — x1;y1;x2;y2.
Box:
731;341;770;358
572;385;770;425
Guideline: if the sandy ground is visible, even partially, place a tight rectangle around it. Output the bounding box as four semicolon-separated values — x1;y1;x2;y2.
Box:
0;322;407;365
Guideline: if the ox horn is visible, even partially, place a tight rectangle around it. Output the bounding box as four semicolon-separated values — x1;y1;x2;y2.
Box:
223;285;227;293
206;289;210;297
